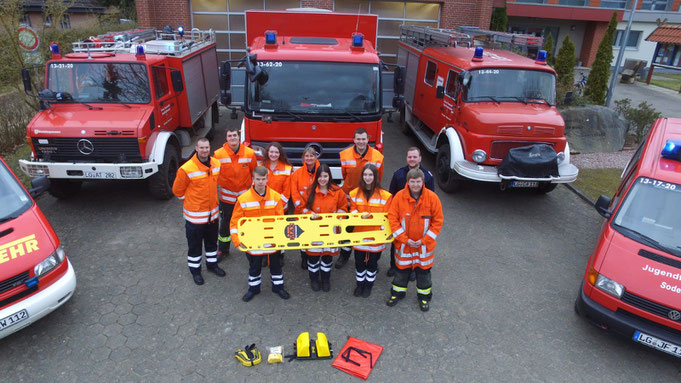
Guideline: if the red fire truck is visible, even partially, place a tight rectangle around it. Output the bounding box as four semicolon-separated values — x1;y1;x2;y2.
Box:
19;28;220;199
220;9;384;178
394;26;578;193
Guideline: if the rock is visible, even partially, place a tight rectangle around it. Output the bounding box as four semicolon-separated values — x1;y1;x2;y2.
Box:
561;105;628;153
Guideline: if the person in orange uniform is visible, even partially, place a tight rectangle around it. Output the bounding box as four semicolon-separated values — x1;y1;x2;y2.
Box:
349;164;392;298
214;126;257;259
386;168;443;312
302;164;347;292
230;166;290;302
290;146;320;269
336;128;384;269
172;138;225;285
262;142;292;209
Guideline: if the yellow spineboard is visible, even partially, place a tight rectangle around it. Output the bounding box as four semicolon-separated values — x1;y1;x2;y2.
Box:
237;213;392;251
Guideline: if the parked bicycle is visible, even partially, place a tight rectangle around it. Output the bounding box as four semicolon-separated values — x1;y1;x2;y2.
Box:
574;72;587;95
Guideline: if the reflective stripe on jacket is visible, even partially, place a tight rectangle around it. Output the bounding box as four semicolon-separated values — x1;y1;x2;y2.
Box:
229;186;284;255
172;154;220;224
214;144;257;204
263;160;292;205
388;186;443;270
349;187;392;252
302;185;347;256
339;145;384;195
290;160;320;214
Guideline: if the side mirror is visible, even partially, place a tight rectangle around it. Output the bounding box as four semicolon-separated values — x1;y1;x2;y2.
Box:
219;61;231;91
393;65;405;94
594;195;612;218
220;90;232;106
28;176;50;198
460;71;471;87
21;68;32;93
171;70;184;92
436;85;444;99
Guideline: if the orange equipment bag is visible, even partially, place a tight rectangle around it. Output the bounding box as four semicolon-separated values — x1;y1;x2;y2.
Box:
331;337;383;380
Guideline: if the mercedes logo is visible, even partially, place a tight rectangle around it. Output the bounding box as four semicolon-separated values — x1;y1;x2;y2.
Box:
77;139;94;155
669;310;681;321
305;143;322;157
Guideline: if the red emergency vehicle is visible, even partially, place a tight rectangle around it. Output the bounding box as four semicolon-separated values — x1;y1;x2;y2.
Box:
19;28;220;199
394;26;578;193
0;157;76;340
576;118;681;358
220;9;384;179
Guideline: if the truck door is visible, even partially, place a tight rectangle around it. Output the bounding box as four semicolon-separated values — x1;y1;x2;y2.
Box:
152;66;179;130
440;69;460;128
412;58;443;132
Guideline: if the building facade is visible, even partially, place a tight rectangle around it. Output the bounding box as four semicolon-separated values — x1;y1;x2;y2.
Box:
21;0;104;30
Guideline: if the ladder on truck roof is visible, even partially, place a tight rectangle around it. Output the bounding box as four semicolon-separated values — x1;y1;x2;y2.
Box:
71;28;215;57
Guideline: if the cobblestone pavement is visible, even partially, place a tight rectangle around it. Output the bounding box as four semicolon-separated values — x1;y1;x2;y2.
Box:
2;113;680;382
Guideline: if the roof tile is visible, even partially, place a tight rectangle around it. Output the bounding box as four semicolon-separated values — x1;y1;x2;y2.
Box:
646;25;681;44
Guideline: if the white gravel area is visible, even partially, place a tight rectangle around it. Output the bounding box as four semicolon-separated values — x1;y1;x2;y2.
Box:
571;150;635;169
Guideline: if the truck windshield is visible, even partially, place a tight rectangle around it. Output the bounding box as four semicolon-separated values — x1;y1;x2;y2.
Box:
465;69;556;105
0;162;32;224
47;62;151;104
612;177;681;257
248;61;380;115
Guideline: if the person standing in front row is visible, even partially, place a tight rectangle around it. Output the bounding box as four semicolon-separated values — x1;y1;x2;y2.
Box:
214;126;257;260
387;147;435;278
172;138;225;285
336;128;384;269
386;168;443;312
230;166;290;302
302;164;347;292
290;146;320;269
349;164;392;298
260;142;293;267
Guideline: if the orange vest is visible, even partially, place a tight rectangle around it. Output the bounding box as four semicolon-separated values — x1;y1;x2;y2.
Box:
302;185;347;256
290;160;320;214
262;160;292;205
388;186;443;270
172;154;220;224
229;186;284;255
214;143;257;204
349;187;392;252
339;146;384;195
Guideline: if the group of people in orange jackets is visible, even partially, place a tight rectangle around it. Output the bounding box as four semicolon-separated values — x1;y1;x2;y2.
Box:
172;127;443;312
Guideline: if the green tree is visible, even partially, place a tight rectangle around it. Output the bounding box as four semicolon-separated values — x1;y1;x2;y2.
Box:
614;98;662;143
490;6;507;32
584;11;617;105
555;35;577;97
543;32;554;67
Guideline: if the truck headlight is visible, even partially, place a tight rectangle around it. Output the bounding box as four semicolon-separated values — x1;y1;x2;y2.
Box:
34;246;66;278
472;149;487;163
595;274;624;298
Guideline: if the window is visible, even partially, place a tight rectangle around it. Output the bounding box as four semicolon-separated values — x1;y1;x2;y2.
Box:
44;14;52;27
558;0;587;5
152;67;169;99
600;0;627;8
613;30;641;48
640;0;669;10
20;13;31;26
61;14;71;29
444;70;458;99
424;61;437;86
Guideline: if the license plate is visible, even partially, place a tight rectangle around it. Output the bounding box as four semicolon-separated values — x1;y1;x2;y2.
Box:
510;181;539;188
633;330;681;357
84;171;116;179
0;309;29;332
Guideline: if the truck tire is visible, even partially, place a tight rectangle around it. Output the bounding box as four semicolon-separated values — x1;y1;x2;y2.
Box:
148;145;179;200
536;182;558;194
48;179;82;199
435;143;463;193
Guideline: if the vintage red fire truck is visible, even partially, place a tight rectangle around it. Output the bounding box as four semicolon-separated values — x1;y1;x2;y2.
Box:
393;26;578;193
19;28;220;199
220;9;384;178
0;157;76;340
576;118;681;358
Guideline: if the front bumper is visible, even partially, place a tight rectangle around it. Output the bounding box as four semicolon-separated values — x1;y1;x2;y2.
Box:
453;160;578;183
19;159;159;180
575;282;681;347
0;259;76;340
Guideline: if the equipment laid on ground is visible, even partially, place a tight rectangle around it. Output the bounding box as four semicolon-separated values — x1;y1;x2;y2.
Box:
286;332;333;361
267;345;283;364
237;213;392;251
332;337;383;380
235;344;262;367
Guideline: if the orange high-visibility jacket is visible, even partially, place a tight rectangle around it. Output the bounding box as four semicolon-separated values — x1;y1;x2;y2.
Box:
262;160;292;205
339;146;384;195
290;160;320;214
214;143;257;204
349;187;393;253
302;185;347;256
229;186;284;255
172;154;220;224
388;186;443;270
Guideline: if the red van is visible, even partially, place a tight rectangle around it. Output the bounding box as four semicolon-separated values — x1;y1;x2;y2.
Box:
575;118;681;358
0;157;76;340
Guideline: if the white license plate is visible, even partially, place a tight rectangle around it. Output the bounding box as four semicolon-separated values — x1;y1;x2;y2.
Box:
510;181;539;188
633;330;681;357
0;309;29;332
84;171;116;179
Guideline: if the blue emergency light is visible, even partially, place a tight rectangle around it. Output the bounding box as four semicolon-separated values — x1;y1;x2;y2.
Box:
265;31;277;45
136;45;145;56
352;33;364;47
472;47;484;62
178;26;185;37
536;50;548;65
50;43;60;55
661;139;681;161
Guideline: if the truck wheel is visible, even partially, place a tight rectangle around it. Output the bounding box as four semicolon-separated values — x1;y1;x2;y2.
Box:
536;182;558;194
48;179;82;199
435;143;463;193
148;145;179;200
